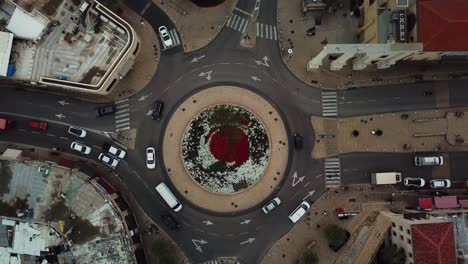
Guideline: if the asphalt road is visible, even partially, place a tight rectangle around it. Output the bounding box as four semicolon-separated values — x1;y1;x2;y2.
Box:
1;0;468;263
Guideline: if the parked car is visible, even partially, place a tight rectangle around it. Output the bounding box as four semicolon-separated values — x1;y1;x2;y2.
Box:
70;142;91;155
158;26;173;47
152;101;164;120
95;105;116;117
293;133;303;150
146;147;156;169
98;153;119;168
161;214;180;230
414;156;443;166
28;120;48;130
430;179;451;188
289;201;310;223
103;143;126;159
404;177;425;187
68;126;87;138
262;197;281;214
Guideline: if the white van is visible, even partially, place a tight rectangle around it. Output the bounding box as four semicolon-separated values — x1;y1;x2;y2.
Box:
289;201;310;223
414;156;443;166
155;183;182;212
371;172;402;185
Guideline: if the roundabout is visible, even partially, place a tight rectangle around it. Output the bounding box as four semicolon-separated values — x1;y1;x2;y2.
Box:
162;85;290;213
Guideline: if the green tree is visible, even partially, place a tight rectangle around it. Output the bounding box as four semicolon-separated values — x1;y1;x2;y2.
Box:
324;224;347;248
150;238;180;264
379;244;406;264
302;249;319;264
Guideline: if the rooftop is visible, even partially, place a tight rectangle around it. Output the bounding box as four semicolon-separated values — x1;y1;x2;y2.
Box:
418;0;468;51
411;222;456;264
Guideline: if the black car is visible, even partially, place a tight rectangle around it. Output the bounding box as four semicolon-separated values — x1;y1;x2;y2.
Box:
161;214;180;230
95;105;116;117
293;133;303;150
152;101;163;120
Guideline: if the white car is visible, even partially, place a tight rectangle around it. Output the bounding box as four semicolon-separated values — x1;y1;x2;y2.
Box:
98;153;119;169
262;197;281;214
289;201;310;223
158;26;173;47
430;179;451;188
146;147;156;169
70;142;91;155
68;126;87;138
104;143;126;159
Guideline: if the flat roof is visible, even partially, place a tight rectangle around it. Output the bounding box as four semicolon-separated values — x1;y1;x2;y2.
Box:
0;32;13;77
6;8;47;40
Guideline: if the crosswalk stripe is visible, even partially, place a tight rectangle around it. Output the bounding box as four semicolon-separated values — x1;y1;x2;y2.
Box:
241;20;248;33
115;98;129;104
116;103;129;109
116;122;130;128
115;114;129;121
226;15;233;27
260;24;263;37
269;25;273;39
233;15;241;30
116;126;130;132
170;29;180;46
238;19;245;32
116;108;129;115
273;26;277;40
256;22;259;36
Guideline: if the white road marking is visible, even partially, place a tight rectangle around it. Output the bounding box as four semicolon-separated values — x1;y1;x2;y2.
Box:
116;103;129;109
115;98;129;104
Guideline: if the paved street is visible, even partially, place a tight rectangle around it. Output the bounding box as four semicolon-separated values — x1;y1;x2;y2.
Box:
1;0;468;263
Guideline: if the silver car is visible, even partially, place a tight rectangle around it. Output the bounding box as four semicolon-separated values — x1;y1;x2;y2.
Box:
98;153;119;169
158;26;173;47
68;126;87;138
70;142;91;155
262;197;281;214
146;147;156;169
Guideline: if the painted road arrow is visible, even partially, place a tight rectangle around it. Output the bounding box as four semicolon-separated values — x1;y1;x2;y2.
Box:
303;190;316;200
203;220;214;226
57;100;69;106
240;238;255;245
146;109;153;116
292;171;305;187
240;219;252;225
192;239;208;253
255;56;270;67
138;93;152;102
250;76;261;82
191;55;206;63
55;114;66;119
198;71;213;80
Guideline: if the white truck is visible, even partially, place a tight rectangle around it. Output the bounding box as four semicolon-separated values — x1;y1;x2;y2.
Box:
371;172;402;185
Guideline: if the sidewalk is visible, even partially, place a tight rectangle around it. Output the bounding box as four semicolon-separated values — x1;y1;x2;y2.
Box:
311;109;468;159
152;0;238;52
277;0;468;89
261;186;409;264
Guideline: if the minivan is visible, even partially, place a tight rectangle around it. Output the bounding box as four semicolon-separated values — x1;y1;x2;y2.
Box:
414;156;443;166
152;101;163;120
155;182;182;212
289;201;310;223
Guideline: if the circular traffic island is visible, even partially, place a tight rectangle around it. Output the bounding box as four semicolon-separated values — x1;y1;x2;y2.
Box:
163;86;289;213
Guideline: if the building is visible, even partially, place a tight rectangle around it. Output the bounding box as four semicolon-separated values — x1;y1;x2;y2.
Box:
308;0;468;71
382;211;456;264
0;0;139;95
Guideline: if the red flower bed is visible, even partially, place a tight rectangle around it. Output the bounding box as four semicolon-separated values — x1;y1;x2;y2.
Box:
208;126;249;166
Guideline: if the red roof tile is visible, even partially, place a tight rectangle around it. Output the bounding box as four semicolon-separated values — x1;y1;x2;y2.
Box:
418;0;468;51
411;223;456;264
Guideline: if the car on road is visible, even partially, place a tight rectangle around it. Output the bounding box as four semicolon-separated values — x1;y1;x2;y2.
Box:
146;147;156;169
28;120;48;130
404;177;425;188
161;214;180;231
98;153;119;168
293;133;303;150
95;105;116;117
70;142;91;155
158;26;173;47
414;156;443;166
289;201;310;223
430;179;451;188
152;101;163;120
103;143;126;159
68;126;87;138
262;197;281;214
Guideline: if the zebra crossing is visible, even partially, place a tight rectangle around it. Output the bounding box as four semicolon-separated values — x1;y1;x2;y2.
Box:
115;98;131;132
164;28;181;49
324;157;341;188
200;261;217;264
321;91;338;117
256;22;278;40
226;13;249;33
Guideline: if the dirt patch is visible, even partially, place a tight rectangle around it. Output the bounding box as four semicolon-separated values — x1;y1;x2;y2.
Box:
0;160;13;197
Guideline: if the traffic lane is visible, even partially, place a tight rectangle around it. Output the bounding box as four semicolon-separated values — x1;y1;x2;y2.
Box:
449;152;468;181
449;80;468;107
338;83;436;117
340;153;433;185
257;0;277;24
123;0;148;14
